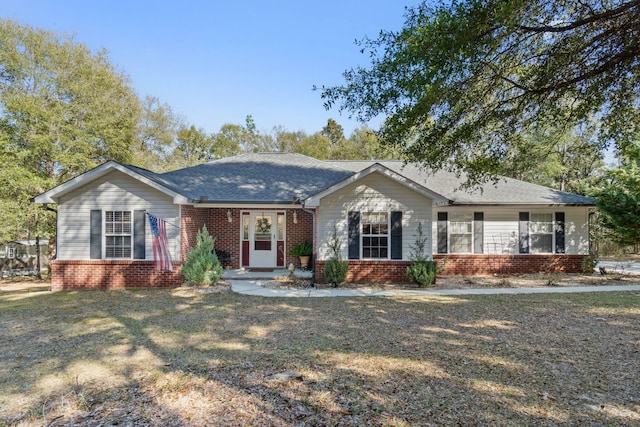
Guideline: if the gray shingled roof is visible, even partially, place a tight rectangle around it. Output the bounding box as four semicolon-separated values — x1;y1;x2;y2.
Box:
124;153;593;206
335;161;595;205
159;153;354;203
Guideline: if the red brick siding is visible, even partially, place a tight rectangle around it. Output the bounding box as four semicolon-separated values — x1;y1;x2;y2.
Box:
314;255;588;284
50;260;182;291
285;209;314;269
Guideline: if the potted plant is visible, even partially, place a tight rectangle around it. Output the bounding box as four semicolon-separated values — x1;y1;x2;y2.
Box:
290;241;313;269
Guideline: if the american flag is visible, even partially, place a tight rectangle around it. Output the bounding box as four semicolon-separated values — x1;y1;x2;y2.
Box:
148;213;173;271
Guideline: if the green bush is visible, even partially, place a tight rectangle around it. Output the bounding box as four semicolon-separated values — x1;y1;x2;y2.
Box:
406;260;437;287
181;225;224;286
580;253;599;274
290;241;313;256
325;259;348;287
406;222;436;287
324;225;348;287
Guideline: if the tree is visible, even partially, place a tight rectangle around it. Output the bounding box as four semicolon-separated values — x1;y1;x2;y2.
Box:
499;123;605;193
321;118;346;146
296;132;332;159
590;161;640;249
133;96;181;171
321;1;640;183
271;126;308;153
172;124;214;167
0;20;140;240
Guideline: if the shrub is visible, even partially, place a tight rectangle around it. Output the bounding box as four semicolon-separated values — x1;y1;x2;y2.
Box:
406;222;436;286
581;253;599;274
324;226;348;287
181;225;224;286
325;259;348;287
407;260;437;287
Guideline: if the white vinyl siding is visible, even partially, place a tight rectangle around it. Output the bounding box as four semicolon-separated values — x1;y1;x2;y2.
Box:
432;206;590;255
317;172;433;261
56;170;180;260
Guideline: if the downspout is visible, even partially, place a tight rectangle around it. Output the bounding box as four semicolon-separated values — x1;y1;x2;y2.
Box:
301;204;317;287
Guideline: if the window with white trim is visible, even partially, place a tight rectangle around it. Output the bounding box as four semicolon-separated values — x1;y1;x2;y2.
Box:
362;212;389;259
530;213;553;253
105;211;132;258
449;213;472;253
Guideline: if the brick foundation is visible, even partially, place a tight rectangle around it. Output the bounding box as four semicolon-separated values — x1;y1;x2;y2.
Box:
50;260;182;291
314;255;589;284
433;254;588;275
315;260;412;284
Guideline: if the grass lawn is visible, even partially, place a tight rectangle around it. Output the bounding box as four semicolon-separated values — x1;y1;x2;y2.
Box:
1;287;638;426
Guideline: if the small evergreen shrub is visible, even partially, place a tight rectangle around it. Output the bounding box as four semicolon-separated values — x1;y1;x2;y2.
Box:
406;222;436;287
325;259;348;287
407;260;437;287
182;225;224;286
324;226;348;287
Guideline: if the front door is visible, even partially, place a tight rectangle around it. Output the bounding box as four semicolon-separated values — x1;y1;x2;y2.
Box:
250;212;277;267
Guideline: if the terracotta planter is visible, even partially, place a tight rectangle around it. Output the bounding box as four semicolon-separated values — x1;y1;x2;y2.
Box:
299;256;310;269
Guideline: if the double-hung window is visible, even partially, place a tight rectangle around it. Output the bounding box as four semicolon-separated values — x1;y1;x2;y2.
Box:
105;211;132;258
529;213;553;253
449;213;473;253
362;212;389;259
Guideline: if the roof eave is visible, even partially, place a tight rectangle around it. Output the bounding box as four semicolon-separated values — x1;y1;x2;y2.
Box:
304;163;451;207
32;161;189;205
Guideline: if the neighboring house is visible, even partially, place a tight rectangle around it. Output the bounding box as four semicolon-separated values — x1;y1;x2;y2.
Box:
33;153;595;290
1;239;49;277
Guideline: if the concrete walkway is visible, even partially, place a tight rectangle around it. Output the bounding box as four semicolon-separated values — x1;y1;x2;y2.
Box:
222;268;640;298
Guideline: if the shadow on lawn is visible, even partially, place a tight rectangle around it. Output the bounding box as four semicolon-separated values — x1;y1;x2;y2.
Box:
1;289;638;425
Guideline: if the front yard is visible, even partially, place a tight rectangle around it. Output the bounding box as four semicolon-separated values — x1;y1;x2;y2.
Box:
1;286;638;426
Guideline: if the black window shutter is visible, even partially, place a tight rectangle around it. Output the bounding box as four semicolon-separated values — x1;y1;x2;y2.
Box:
519;212;529;254
134;210;146;259
390;211;402;259
90;210;102;259
555;212;565;254
474;212;484;254
348;211;360;260
437;212;448;254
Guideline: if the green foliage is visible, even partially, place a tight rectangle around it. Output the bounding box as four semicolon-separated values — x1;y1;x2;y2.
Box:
0;20;140;241
406;260;437;288
181;225;224;286
321;1;639;184
580;253;599;274
590;161;640;248
408;222;428;262
290;241;313;257
133;96;181;171
324;226;348;287
406;222;435;286
325;259;349;288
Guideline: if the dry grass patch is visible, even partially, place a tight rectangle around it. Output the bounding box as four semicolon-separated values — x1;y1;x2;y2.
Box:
1;287;639;426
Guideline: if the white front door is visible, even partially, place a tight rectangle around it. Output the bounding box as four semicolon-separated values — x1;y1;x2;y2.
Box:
250;212;277;267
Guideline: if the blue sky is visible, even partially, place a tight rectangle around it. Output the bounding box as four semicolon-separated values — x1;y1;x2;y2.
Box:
3;1;420;136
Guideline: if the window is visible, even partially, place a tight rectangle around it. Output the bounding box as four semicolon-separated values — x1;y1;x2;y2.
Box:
530;213;553;253
449;213;472;253
105;211;132;258
6;247;15;259
362;212;389;259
